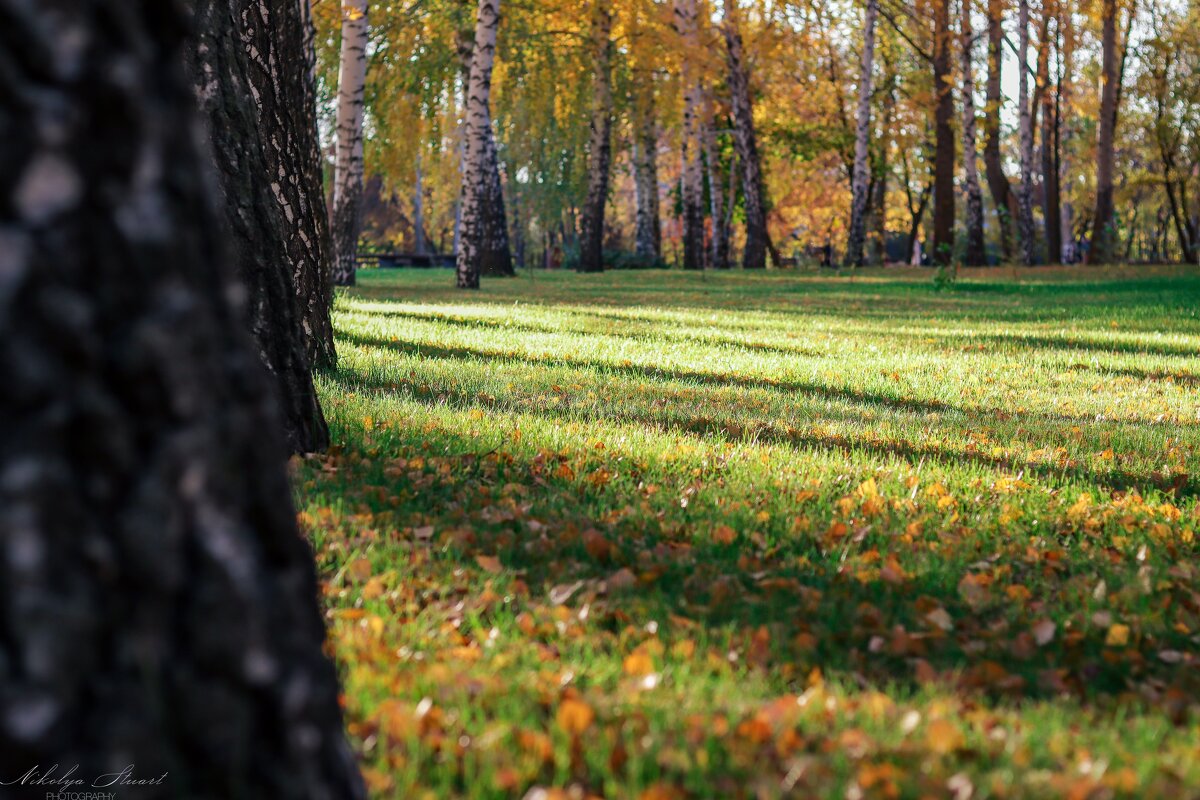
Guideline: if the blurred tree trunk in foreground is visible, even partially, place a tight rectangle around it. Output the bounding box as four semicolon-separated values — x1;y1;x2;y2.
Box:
0;1;363;796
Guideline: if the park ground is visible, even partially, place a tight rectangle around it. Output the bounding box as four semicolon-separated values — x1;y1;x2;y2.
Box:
295;265;1200;798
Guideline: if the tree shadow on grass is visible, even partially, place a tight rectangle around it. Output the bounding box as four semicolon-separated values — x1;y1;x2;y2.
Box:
340;328;1197;434
342;306;826;359
333;343;1197;502
313;383;1200;712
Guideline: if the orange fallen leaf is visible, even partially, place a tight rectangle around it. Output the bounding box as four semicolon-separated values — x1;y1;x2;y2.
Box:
556;698;595;735
623;651;655;676
712;524;737;545
347;557;372;583
475;554;503;574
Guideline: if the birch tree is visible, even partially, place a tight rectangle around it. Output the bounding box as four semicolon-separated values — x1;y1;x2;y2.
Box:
190;0;330;453
457;0;507;288
294;0;338;368
960;0;987;265
579;1;615;273
0;1;364;794
675;0;706;271
983;0;1017;261
332;0;369;286
1017;0;1038;264
1039;4;1063;262
845;0;878;267
632;83;663;262
932;0;956;265
1088;0;1119;262
703;88;731;269
723;0;770;269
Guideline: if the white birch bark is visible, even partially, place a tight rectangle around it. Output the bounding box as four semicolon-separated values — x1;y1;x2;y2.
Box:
1016;0;1038;264
960;0;987;265
845;0;877;267
632;95;662;261
703;88;730;269
579;0;615;273
456;0;502;288
332;0;369;286
675;0;706;270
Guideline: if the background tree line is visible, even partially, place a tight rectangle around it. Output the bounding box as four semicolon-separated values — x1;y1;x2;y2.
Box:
313;0;1200;283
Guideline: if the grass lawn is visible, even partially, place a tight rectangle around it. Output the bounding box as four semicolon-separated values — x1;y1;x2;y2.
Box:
297;266;1200;798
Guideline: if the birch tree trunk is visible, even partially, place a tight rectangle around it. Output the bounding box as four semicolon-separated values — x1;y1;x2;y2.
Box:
190;0;330;454
1016;0;1038;264
633;87;663;262
457;0;506;288
579;1;615;274
0;2;364;795
983;0;1017;261
478;125;514;276
246;0;338;370
845;0;878;267
676;0;706;271
1040;7;1062;262
960;0;987;265
1087;0;1118;263
453;28;473;257
1059;2;1076;261
414;157;428;255
722;0;770;269
332;0;369;286
871;66;897;264
703;89;731;269
932;0;956;265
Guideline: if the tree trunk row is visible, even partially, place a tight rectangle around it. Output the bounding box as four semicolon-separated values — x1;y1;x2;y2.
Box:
0;2;362;796
722;1;769;269
579;1;615;273
190;0;330;454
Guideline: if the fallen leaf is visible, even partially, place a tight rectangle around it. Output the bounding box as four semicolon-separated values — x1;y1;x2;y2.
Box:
712;524;737;545
1105;623;1130;647
1033;619;1056;646
606;567;637;591
475;554;503;574
556;698;595;735
926;718;964;755
623;651;655;676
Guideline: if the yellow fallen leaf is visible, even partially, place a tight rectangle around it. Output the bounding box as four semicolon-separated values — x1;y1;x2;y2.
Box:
361;576;385;600
926;718;964;754
1105;623;1130;647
